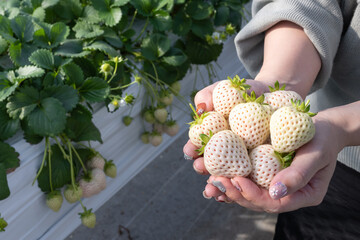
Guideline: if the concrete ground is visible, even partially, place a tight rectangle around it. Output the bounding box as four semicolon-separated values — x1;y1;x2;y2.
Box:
66;132;277;240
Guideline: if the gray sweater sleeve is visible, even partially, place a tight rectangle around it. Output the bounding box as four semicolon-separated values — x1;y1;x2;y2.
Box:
235;0;343;92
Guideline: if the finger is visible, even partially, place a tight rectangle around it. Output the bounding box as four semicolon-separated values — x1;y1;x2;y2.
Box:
246;80;269;96
193;157;209;175
183;140;201;160
204;182;223;198
194;82;218;111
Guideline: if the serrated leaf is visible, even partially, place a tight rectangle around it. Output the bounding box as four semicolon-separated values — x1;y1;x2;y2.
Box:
29;49;54;70
22;120;44;144
103;28;123;48
27;97;67;136
79;77;110;103
141;33;170;60
10;15;34;43
15;65;45;80
41;0;60;8
214;6;230;26
185;0;213;20
50;22;70;47
0;36;8;54
41;85;79;111
0;164;10;200
0;102;20;140
62;62;84;87
9;42;37;66
90;0;109;11
112;0;130;7
0;79;18;102
84;41;119;58
73;20;104;39
99;7;122;27
65;104;102;143
54;39;90;58
6;86;40;119
0;15;15;43
130;0;170;17
185;34;223;65
172;9;191;36
191;19;214;39
161;47;187;66
32;7;46;21
150;10;172;31
0;141;20;170
82;5;101;24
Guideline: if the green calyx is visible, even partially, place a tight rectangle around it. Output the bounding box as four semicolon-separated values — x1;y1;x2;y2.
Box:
291;99;317;117
0;214;7;232
243;91;266;104
268;81;286;92
196;130;214;155
188;103;209;127
274;151;295;168
228;75;251;91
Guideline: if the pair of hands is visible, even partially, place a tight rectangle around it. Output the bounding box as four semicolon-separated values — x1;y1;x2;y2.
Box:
183;80;341;213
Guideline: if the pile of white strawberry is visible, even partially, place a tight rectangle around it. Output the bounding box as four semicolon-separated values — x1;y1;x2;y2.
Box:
188;76;316;189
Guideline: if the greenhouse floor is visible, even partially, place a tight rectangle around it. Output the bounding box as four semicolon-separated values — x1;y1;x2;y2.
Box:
66;132;277;240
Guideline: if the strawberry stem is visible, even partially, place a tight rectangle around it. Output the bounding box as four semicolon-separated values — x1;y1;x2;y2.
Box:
48;138;53;193
269;81;286;92
32;137;49;185
291;99;317;117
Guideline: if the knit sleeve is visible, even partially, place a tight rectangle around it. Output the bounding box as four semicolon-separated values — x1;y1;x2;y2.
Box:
235;0;343;92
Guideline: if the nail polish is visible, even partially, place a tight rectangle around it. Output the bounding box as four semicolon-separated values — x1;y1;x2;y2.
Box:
230;178;242;192
269;182;288;200
196;103;206;116
212;181;226;193
184;153;193;160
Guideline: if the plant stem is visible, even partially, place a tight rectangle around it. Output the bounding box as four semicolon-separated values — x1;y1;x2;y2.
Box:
107;58;119;84
67;140;77;189
128;10;137;29
70;143;87;174
134;18;149;43
32;137;49;185
48;138;53;192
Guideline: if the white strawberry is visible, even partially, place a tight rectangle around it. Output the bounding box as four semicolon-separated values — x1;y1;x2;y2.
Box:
212;75;250;118
202;130;251;178
164;120;179;136
250;144;294;189
270;100;316;153
149;131;163;146
86;154;105;170
188;104;229;148
79;168;107;198
229;92;272;149
154;107;168;123
264;81;303;112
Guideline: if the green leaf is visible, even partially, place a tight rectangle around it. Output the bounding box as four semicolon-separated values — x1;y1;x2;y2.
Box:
10;15;34;43
0;36;8;54
0;79;18;102
161;47;187;66
15;65;45;80
32;7;46;21
112;0;130;7
0;141;20;170
130;0;170;17
214;6;230;26
9;42;37;66
0;164;10;200
0;15;15;43
29;49;54;70
84;41;119;58
103;28;123;48
7;86;40;119
90;0;109;11
0;102;20;141
22;120;44;144
150;10;172;31
73;20;104;39
62;62;84;87
54;39;90;58
26;97;67;136
98;7;122;27
41;85;79;112
172;9;191;36
82;6;101;24
191;19;214;39
79;77;110;103
141;33;170;60
50;22;70;47
185;34;223;65
65;104;102;143
185;0;213;20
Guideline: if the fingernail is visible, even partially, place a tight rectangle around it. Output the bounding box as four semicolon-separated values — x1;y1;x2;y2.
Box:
269;182;288;200
193;164;204;174
202;190;211;199
184;153;193;160
196;103;206;116
212;181;226;193
215;196;225;202
230;178;242;192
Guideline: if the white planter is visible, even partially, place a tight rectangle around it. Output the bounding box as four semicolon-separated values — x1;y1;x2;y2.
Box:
0;37;247;240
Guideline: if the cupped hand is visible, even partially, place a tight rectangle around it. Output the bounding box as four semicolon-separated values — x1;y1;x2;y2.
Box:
183;79;270;175
203;112;343;212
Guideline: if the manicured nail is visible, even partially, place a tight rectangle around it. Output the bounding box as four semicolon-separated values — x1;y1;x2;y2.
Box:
202;190;211;199
184;153;193;160
230;178;242;192
269;182;288;200
196;103;206;116
212;181;226;193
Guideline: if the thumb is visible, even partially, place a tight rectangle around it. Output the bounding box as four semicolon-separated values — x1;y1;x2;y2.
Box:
268;151;322;200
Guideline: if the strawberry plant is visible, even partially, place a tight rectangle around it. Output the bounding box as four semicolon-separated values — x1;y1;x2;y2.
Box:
0;0;250;231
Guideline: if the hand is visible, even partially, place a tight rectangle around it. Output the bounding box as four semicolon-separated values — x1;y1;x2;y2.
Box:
203;112;343;212
183;79;270;175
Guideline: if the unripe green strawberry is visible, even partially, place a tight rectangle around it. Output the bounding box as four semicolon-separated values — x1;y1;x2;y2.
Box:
229;92;271;149
122;115;133;126
264;81;303;112
188;104;229;148
149;132;162;146
154;108;168;123
143;109;155;123
0;215;8;232
104;160;117;178
212;75;250;118
164;120;179;136
170;81;181;94
141;132;150;144
159;90;174;106
270;100;316;153
46;191;63;212
79;208;96;229
250;145;294;189
63;185;83;203
79;169;107;198
87;154;105;170
202;130;251;178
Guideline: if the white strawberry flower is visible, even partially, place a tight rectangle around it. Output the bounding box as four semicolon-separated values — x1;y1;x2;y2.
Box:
119;99;126;107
